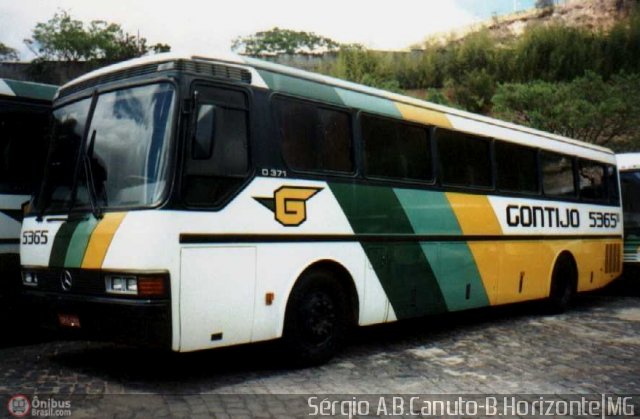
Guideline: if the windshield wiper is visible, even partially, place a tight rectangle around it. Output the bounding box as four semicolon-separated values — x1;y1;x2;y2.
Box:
83;129;103;219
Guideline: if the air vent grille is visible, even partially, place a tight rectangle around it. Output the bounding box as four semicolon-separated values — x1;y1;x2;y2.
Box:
58;59;252;100
605;243;621;273
176;60;252;83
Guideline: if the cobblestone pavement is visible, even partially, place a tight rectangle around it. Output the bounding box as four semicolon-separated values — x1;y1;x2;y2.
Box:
0;279;639;418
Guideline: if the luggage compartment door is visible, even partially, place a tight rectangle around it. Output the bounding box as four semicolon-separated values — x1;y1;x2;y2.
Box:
180;247;256;351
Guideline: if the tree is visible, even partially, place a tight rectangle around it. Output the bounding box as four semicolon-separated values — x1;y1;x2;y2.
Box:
492;72;640;150
231;27;340;56
24;10;170;62
331;45;401;91
444;69;497;113
0;42;18;61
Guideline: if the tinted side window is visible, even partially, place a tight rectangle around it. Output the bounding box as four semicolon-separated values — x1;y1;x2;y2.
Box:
362;115;432;181
541;151;575;197
621;170;640;228
607;165;620;205
437;129;491;188
578;159;606;201
274;97;352;173
183;87;249;207
495;142;538;194
0;102;50;195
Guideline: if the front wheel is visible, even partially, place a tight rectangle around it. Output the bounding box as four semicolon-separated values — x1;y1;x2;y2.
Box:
282;270;350;367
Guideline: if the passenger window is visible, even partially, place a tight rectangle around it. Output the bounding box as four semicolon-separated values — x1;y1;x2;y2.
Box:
362;114;432;182
495;142;538;193
274;97;353;173
607;165;619;205
541;151;575;197
437;129;491;188
0;103;50;195
578;159;606;201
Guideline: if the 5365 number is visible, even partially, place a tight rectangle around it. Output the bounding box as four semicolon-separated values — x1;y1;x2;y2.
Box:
22;230;49;245
588;212;619;228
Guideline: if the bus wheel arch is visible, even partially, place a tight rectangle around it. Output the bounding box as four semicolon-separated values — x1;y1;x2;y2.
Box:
546;251;578;313
281;260;358;366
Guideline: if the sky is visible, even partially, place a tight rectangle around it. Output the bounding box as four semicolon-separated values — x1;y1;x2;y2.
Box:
0;0;537;61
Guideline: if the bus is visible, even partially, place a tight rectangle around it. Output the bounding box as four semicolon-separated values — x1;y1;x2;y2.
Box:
617;153;640;275
0;78;56;305
20;53;622;365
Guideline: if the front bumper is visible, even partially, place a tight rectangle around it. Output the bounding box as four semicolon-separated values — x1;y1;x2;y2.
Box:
24;290;172;348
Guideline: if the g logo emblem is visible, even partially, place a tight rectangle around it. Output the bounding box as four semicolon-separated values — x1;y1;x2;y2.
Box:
61;270;73;291
255;186;322;227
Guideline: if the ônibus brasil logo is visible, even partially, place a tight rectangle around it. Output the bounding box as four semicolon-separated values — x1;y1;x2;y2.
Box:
7;394;30;417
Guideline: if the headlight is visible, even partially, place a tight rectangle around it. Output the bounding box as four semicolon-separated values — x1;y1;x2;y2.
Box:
105;275;138;295
22;271;38;287
105;273;167;297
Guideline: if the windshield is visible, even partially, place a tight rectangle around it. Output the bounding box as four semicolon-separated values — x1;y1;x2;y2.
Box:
36;83;175;214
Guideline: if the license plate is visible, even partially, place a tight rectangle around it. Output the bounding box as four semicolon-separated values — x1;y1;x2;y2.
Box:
58;313;81;328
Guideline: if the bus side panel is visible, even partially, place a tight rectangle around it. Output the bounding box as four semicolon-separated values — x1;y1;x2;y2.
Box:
497;241;556;305
250;242;389;343
179;246;256;351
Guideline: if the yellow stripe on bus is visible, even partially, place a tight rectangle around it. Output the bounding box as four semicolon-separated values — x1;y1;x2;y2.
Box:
445;193;502;305
81;212;127;269
395;103;453;129
445;193;502;235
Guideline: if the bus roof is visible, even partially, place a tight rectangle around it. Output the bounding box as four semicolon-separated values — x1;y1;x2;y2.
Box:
617;153;640;171
0;78;57;102
60;52;615;159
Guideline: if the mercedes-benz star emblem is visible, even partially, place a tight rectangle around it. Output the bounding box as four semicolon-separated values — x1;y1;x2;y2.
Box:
61;270;73;291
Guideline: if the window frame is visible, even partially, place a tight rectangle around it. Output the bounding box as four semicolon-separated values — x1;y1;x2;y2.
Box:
271;93;356;178
434;127;494;191
539;150;578;199
180;80;254;210
360;112;435;186
494;140;541;196
577;158;609;204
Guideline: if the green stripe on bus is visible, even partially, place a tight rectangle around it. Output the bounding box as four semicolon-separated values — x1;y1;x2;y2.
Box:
329;183;447;319
49;220;82;268
64;217;99;268
335;88;403;119
394;189;490;310
257;70;344;106
3;79;57;101
393;189;460;235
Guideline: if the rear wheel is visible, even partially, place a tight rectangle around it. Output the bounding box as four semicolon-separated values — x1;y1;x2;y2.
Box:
282;270;350;367
546;255;577;313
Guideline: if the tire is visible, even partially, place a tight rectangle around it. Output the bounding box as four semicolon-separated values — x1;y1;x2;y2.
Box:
545;255;577;314
282;270;350;367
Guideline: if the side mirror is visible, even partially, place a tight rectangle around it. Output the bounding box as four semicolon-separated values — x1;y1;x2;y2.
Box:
193;104;216;160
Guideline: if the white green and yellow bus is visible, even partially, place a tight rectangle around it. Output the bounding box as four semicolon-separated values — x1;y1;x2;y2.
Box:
617;153;640;274
0;78;56;303
20;53;622;364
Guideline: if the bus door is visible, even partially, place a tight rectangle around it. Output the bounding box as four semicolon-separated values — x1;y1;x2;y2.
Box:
179;83;256;351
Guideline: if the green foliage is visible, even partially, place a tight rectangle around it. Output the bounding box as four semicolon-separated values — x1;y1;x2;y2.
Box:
232;27;340;56
0;42;18;61
331;46;401;91
444;69;497;113
25;10;171;62
492;72;640;150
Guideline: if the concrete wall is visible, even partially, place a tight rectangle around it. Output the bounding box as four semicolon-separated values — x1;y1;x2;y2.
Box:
0;61;109;85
